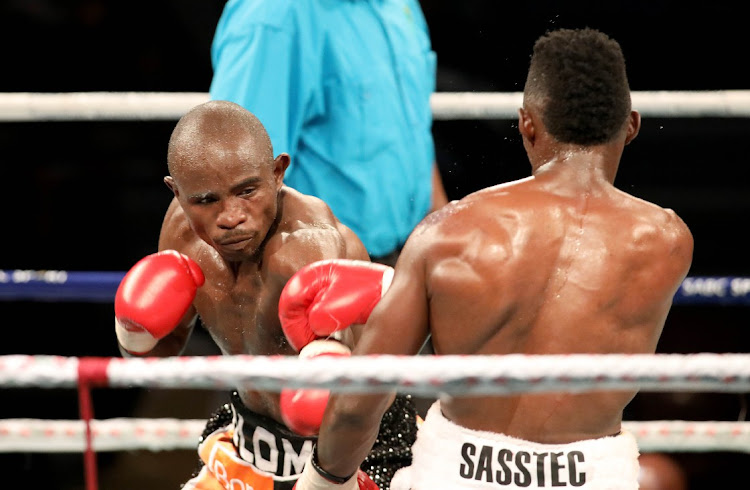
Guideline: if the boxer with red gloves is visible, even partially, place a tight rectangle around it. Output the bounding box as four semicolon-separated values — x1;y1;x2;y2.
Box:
115;250;204;355
122;101;418;490
297;29;695;490
278;259;393;436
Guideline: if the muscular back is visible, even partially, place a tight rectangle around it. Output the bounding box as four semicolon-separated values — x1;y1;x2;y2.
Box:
402;174;693;443
158;186;369;422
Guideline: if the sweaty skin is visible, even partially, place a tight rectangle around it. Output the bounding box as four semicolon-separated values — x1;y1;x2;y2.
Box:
124;100;369;425
315;101;694;478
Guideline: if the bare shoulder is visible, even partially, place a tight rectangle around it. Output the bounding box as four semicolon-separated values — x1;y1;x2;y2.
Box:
158;197;197;253
629;196;693;256
404;196;487;260
619;194;694;282
266;187;369;277
657;206;693;248
651;205;694;271
416;185;517;236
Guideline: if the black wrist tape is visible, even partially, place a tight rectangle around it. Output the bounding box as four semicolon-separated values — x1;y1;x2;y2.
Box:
311;443;354;484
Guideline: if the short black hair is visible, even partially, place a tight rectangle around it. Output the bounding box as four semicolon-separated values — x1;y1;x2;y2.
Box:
523;28;631;145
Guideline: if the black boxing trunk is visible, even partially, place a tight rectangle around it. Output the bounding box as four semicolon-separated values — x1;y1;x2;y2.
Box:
188;392;418;490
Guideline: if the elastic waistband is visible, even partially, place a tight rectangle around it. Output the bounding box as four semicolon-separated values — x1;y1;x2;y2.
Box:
230;391;316;443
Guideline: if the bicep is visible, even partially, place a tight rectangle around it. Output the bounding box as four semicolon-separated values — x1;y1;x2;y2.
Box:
354;251;429;356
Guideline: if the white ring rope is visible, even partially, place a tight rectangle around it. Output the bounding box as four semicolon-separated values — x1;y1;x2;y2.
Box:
0;419;747;454
0;418;205;453
2;354;750;395
2;91;750;121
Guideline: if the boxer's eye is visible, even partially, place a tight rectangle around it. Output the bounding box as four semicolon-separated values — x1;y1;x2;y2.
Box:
191;195;217;205
239;187;256;197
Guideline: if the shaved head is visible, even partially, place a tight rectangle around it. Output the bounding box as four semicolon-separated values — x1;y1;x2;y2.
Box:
167;100;274;184
162;99;289;262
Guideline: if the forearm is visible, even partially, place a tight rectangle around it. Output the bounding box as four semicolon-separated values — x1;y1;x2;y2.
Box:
316;392;395;478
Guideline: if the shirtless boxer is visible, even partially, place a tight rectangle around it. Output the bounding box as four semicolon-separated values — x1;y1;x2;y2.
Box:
280;28;694;489
113;100;417;489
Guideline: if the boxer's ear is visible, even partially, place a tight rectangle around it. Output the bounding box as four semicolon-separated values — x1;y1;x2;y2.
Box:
518;107;536;144
273;153;291;187
164;176;178;197
625;110;641;145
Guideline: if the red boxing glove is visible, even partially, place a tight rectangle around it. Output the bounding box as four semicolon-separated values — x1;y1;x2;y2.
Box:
114;250;204;354
280;340;351;436
354;471;380;490
279;259;394;351
294;451;379;490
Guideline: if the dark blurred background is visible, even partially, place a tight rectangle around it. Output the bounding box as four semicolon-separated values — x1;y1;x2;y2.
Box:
1;1;748;488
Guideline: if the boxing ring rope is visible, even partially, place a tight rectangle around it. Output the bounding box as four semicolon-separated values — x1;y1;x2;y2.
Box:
4;353;750;394
1;418;748;454
2;90;750;121
2;269;749;305
2;354;750;452
5;90;750;488
3;356;749;490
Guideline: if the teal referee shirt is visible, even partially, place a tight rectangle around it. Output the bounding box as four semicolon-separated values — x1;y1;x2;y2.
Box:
209;0;437;258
